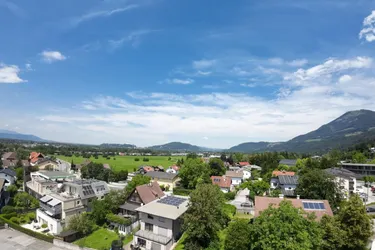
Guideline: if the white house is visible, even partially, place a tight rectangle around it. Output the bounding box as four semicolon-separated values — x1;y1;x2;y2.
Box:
0;169;16;190
242;170;251;180
225;170;243;186
324;168;357;198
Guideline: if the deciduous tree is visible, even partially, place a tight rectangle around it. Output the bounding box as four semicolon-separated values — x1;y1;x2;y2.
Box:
224;219;251;250
179;158;210;189
67;213;94;235
183;184;227;249
208;158;225;176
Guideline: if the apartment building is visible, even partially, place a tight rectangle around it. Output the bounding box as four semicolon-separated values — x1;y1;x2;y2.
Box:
340;162;375;177
325;167;357;198
133;195;188;250
26;171;76;198
36;179;110;235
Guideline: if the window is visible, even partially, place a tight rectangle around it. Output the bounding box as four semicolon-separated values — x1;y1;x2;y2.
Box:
145;223;153;232
138;238;146;247
148;214;154;220
77;200;80;205
158;217;165;222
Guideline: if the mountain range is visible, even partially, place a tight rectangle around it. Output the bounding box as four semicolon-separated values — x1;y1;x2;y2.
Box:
1;109;375;153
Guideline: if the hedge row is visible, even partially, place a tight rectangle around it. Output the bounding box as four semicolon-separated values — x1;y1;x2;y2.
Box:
173;187;193;196
0;215;54;243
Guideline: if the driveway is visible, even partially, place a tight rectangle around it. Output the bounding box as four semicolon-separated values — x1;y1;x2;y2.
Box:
229;188;254;214
0;228;68;250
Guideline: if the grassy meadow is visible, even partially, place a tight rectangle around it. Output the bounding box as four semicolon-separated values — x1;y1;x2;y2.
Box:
56;155;182;172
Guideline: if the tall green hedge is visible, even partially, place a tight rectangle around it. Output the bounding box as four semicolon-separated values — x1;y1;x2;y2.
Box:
173;187;193;196
0;215;54;243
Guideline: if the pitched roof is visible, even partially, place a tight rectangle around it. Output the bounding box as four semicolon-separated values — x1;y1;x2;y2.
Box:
278;175;298;185
324;167;357;179
135;181;165;204
21;160;30;167
145;171;178;181
211;176;232;188
239;162;250;166
272;170;295;177
2;152;17;160
1;160;16;168
254;196;333;220
279;159;297;166
171;165;180;171
225;170;243;178
0;168;16;177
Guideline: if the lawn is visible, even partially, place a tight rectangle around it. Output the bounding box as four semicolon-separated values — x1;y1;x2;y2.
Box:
234;213;253;219
56;155;183;172
74;228;133;250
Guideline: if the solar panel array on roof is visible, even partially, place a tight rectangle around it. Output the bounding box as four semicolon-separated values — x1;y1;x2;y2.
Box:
82;185;95;196
157;196;187;207
278;175;298;185
302;202;325;210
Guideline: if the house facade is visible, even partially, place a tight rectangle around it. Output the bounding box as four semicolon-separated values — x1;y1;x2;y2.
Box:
0;169;16;190
225;170;243;186
36;179;110;235
37;159;59;170
145;172;179;191
324;167;357;198
0;178;10;209
133;195;188;250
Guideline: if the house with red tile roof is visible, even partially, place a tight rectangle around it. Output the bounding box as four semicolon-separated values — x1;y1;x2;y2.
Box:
272;170;295;177
211;176;232;193
29;152;45;166
239;162;250;167
254;196;333;221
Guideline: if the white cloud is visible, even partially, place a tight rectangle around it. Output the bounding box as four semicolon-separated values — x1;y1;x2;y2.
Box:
72;5;138;26
197;71;212;76
287;59;308;67
240;83;256;88
285;57;372;85
268;58;284;65
164;78;194;85
109;29;158;49
193;59;216;69
40;50;66;63
0;63;26;83
339;74;352;83
25;63;32;71
359;10;375;42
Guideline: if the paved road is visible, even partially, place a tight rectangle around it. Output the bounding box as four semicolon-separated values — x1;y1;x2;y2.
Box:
0;228;68;250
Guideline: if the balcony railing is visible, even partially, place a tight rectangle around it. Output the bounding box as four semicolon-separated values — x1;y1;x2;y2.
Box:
40;202;62;216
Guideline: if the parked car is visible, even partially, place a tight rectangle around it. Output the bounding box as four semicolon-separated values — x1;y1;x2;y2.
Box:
240;202;252;208
366;207;375;213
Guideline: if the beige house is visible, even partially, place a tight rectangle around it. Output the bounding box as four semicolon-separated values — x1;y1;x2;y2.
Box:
37;159;59;170
145;172;179;191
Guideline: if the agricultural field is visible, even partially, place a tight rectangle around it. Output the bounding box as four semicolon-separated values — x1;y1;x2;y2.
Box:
56;155;183;172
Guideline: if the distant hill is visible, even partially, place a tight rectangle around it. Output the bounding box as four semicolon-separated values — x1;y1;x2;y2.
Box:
148;142;201;152
100;143;136;149
229;109;375;153
0;130;46;142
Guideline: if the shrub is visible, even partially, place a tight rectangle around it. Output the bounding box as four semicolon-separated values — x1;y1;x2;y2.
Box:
10;217;19;224
160;184;165;191
41;223;48;228
143;158;149;162
106;213;132;226
19;216;28;224
224;192;236;201
1;205;16;214
173;187;192;196
27;212;36;221
3;212;17;220
223;204;237;218
134;158;140;162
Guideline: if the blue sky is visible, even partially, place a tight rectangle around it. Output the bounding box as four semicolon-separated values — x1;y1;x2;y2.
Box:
1;0;375;148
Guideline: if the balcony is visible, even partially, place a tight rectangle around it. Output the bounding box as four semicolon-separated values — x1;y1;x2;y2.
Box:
40;202;62;216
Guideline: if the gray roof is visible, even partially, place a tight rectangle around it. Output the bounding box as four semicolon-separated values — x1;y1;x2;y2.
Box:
279;159;297;166
136;195;189;220
278;175;298;185
2;152;16;160
145;171;178;181
324;167;357;179
0;168;16;177
340;163;375;167
119;203;140;211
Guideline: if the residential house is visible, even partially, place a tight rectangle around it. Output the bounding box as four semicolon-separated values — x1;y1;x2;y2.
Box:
2;152;17;161
270;171;298;196
254;196;333;221
145;172;179;191
211;176;232;193
133;195;188;250
238;161;250;167
37;159;59;170
26;171;76;198
154;166;164;172
324;167;357;197
0;178;10;209
120;182;165;220
225;170;243;186
139;166;155;174
165;165;180;174
29;152;45;166
0;169;16;190
36;179;110;235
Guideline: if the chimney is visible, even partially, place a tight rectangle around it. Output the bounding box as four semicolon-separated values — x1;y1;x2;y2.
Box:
297;195;300;199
